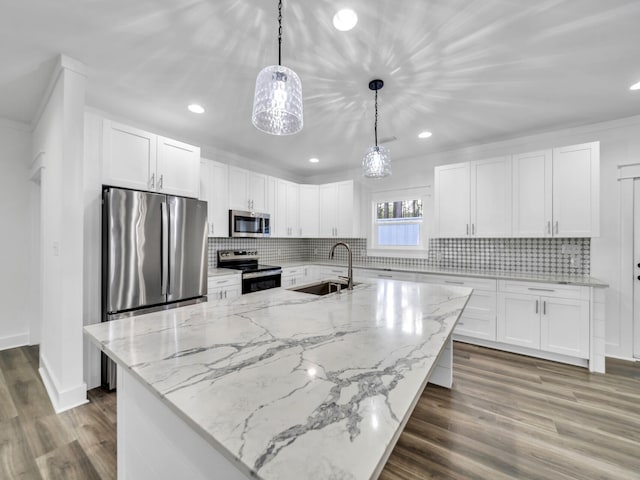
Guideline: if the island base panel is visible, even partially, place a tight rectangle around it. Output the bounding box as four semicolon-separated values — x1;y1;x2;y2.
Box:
117;365;250;480
427;334;453;388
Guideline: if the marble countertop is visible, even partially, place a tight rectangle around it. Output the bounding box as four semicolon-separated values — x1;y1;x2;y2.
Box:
208;268;242;278
277;261;608;288
84;280;472;480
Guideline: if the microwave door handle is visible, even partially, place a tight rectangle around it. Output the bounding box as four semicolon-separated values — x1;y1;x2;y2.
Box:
161;201;169;296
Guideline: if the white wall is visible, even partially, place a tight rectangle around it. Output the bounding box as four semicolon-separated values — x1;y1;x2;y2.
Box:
307;116;640;359
0;121;31;350
31;56;89;412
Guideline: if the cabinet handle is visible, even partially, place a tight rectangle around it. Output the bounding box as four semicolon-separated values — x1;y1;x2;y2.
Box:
472;224;475;235
543;300;546;315
466;224;469;235
527;287;555;292
555;221;559;234
445;280;464;285
535;300;539;314
378;274;393;278
547;221;551;235
149;173;155;189
224;290;227;299
159;174;164;189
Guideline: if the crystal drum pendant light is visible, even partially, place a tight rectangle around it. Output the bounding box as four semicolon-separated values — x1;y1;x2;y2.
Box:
362;79;391;178
252;0;303;135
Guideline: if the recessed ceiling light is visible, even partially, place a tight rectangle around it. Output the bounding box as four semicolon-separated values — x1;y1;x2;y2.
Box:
630;82;640;91
333;9;358;31
188;104;205;114
418;131;433;139
309;157;320;163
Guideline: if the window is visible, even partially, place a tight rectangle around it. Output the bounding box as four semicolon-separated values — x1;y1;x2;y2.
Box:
368;188;429;257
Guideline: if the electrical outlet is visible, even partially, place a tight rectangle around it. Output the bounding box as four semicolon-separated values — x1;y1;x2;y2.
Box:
361;249;366;256
436;251;443;261
277;249;282;256
314;248;318;255
561;244;580;254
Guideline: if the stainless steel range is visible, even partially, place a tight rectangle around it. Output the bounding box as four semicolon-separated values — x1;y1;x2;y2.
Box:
217;250;282;294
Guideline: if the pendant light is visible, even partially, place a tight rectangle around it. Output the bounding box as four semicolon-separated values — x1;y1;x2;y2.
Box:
252;0;303;135
362;79;391;178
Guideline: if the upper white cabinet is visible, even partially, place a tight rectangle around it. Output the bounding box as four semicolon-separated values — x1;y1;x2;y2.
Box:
512;142;599;237
102;120;200;198
200;159;229;237
434;157;511;237
471;157;511;237
228;167;267;212
434;162;469;237
319;180;357;237
512;150;553;237
299;185;319;237
275;179;300;237
552;142;600;237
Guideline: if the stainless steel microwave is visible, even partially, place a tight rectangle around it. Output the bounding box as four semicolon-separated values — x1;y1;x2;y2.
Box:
229;210;271;238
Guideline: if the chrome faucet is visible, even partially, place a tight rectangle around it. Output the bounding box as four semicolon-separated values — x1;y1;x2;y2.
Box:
329;242;353;290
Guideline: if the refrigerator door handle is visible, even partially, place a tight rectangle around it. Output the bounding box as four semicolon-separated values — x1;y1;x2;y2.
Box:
161;201;169;296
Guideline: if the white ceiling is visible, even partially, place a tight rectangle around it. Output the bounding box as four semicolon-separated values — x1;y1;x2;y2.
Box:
2;0;640;178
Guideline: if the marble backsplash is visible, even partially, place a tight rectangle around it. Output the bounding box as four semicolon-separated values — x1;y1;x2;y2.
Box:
208;237;590;276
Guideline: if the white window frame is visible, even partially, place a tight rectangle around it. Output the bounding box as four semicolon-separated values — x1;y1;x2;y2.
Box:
367;187;429;258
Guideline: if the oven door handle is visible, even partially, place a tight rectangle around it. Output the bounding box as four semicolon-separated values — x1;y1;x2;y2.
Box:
243;269;282;279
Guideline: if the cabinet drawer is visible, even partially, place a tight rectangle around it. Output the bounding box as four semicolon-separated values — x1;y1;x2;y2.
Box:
462;291;496;320
417;274;497;292
498;280;588;300
282;267;303;276
207;275;241;289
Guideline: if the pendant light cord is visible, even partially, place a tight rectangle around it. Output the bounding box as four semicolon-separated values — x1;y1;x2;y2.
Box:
374;89;378;147
278;0;283;66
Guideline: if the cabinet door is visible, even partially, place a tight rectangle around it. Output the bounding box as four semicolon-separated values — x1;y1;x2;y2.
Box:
497;293;540;349
512;150;553;237
274;179;289;237
319;184;338;237
200;160;229;237
471;157;511;237
299;185;319;237
455;290;497;340
434;163;470;237
540;297;589;358
552;142;600;237
156;136;200;198
199;160;214;236
228;167;249;210
223;285;242;300
102;120;156;191
285;182;300;236
336;181;354;237
247;172;267;212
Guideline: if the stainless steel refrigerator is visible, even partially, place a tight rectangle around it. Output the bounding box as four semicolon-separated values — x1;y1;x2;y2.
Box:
101;187;208;388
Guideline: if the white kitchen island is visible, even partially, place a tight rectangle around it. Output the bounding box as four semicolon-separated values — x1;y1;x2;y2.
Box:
84;279;472;480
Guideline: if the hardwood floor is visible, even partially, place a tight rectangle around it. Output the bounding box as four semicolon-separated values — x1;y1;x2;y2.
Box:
0;346;115;480
1;342;639;479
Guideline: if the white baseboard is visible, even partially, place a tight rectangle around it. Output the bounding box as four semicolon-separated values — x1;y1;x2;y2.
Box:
0;332;29;351
39;353;88;413
605;354;638;362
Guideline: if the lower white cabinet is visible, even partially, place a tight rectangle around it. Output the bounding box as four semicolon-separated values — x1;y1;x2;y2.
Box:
497;293;541;349
282;266;306;288
497;280;589;359
417;275;497;341
540;297;590;358
207;275;241;301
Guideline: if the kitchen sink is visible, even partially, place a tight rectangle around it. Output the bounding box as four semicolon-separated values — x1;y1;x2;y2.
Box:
291;280;358;296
